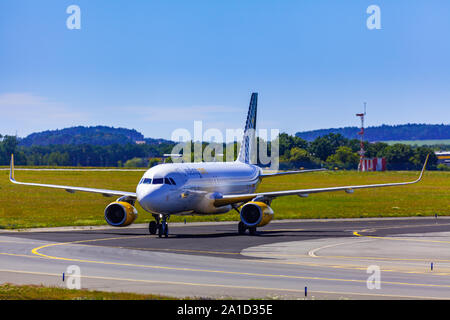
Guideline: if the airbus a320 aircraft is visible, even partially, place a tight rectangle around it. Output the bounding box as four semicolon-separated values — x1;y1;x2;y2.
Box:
9;93;429;237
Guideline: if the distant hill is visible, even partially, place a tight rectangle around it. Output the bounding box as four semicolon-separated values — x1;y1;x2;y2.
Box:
18;123;450;147
19;126;161;146
295;124;450;142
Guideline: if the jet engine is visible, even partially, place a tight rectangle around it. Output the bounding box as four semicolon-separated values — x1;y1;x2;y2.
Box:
104;201;138;227
240;201;274;227
194;192;232;214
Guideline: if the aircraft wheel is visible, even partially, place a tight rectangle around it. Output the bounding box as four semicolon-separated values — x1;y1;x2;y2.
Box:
248;226;257;235
149;221;157;235
164;223;169;238
238;221;247;235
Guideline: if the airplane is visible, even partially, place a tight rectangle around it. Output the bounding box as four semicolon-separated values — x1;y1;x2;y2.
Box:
9;93;429;238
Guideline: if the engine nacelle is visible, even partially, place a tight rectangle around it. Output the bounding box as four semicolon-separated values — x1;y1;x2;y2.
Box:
104;201;138;227
240;201;274;227
194;192;232;214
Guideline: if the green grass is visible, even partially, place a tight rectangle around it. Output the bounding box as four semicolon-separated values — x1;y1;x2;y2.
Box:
381;139;450;146
0;283;180;300
0;169;449;229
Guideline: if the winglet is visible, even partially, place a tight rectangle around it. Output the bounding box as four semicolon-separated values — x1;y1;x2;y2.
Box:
416;153;429;182
9;154;15;182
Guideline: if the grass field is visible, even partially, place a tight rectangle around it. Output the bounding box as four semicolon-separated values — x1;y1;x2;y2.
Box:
0;283;179;300
381;139;450;146
0;169;449;229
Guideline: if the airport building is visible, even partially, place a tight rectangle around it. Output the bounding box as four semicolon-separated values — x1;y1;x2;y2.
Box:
436;151;450;167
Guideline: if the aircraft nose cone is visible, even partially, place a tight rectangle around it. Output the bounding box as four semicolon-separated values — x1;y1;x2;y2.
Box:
137;185;165;213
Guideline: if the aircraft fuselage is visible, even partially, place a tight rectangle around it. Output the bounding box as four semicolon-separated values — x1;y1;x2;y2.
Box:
136;161;262;215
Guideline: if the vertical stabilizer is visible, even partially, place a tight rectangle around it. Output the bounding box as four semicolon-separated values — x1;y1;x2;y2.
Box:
237;93;258;163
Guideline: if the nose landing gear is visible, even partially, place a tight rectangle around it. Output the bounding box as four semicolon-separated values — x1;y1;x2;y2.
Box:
158;221;169;238
148;214;170;238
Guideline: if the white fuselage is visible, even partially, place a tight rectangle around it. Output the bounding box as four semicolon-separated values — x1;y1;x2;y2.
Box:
136;161;262;215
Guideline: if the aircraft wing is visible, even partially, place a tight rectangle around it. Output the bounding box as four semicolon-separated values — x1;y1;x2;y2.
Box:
260;168;327;178
9;155;137;198
214;154;429;207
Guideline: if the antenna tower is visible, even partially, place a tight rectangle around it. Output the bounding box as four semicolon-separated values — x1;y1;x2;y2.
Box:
356;103;366;171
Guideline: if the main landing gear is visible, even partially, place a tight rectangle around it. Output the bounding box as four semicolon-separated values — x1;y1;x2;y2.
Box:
148;214;169;238
238;221;257;236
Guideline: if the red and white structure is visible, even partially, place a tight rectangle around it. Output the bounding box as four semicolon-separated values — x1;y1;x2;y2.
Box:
356;103;386;171
356;103;367;171
359;157;386;171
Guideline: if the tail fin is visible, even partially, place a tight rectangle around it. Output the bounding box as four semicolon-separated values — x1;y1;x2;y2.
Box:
237;92;258;163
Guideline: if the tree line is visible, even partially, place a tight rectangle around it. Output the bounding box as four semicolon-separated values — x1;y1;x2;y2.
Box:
296;123;450;142
19;126;145;147
0;133;446;170
275;133;440;170
0;134;174;167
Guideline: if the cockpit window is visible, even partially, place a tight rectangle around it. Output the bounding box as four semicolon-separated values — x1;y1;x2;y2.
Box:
145;177;176;185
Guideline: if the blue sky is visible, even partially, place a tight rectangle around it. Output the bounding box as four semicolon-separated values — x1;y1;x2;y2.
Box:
1;0;449;139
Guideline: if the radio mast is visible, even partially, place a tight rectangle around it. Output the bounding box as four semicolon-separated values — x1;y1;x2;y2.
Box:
356;102;367;171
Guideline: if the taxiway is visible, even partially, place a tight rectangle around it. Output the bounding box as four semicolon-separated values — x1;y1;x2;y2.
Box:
1;217;450;299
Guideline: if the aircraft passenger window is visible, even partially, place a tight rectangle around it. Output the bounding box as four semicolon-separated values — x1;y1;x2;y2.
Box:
169;178;176;185
153;178;163;184
164;178;172;185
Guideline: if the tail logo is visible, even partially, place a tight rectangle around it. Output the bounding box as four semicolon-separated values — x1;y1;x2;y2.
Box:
238;93;258;164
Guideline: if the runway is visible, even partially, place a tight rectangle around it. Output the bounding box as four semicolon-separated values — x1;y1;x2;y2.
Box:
1;217;450;299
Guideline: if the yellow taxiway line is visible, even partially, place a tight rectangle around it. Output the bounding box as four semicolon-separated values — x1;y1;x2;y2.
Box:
27;237;450;289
